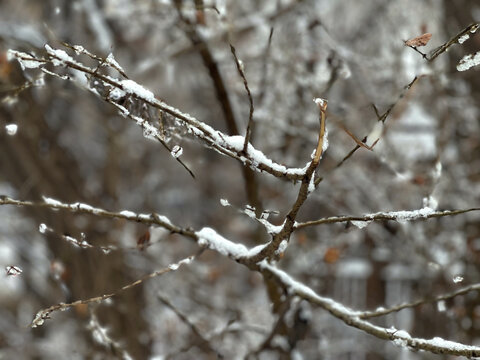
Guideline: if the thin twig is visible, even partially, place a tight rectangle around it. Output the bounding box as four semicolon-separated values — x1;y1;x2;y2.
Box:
31;254;196;327
247;99;328;263
10;49;309;181
259;262;480;358
294;207;480;230
358;283;480;319
229;44;255;153
158;294;221;357
428;23;480;61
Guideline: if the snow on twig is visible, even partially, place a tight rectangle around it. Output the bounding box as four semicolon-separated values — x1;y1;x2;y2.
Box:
260;262;480;357
295;207;480;230
7;45;310;181
31;254;196;328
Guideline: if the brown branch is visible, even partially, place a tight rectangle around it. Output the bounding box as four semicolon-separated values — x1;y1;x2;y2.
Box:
294;207;480;230
331;75;420;172
173;7;264;213
428;23;480;61
158;294;221;357
31;253;196;327
10;49;309;182
259;262;480;358
358;282;480;319
229;44;254;153
247;99;328;263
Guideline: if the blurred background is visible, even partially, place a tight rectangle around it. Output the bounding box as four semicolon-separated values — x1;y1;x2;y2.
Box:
0;0;479;359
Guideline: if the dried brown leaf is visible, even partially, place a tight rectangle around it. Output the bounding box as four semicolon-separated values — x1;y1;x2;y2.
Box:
405;33;432;47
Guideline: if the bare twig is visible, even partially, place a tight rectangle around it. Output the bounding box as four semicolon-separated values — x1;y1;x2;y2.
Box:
0;196;196;239
229;44;254;153
31;254;196;327
247;99;328;263
358;282;480;319
294;207;480;230
158;294;221;357
9;48;310;182
259;262;480;357
428;23;480;61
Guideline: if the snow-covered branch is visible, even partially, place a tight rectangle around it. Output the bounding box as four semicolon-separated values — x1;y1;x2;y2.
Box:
8;45;311;181
260;262;480;357
295;207;480;230
358;282;480;319
31;253;195;328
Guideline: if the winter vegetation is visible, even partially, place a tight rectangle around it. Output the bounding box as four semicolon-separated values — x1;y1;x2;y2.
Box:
1;1;480;359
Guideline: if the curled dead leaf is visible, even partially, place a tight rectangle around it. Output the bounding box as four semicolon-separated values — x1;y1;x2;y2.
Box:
405;33;432;47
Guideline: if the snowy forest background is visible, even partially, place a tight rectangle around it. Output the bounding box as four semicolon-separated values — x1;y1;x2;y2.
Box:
1;0;480;359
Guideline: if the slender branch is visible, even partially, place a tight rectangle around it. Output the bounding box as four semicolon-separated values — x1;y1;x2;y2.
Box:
229;44;255;153
247;99;328;263
4;195;480;356
0;196;196;239
9;48;309;182
174;4;262;214
358;283;480;319
294;207;480;230
330;76;420;173
428;23;480;61
158;294;221;357
31;254;196;327
259;262;480;357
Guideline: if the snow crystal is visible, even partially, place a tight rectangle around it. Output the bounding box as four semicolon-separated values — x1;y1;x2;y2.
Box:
244;206;256;218
351;220;372;229
109;87;126;100
437;300;446;312
458;34;470;44
72;45;85;55
120;79;154;101
453;275;464;284
393;329;411;348
170;145;183;158
307;175;316;194
423;196;438;210
275;240;288;255
196;227;250;258
42;196;62;206
141;122;159;141
120;210;136;218
72;203;94;211
39;223;48;234
45;44;73;66
7;50;41;70
457;52;480;72
5;124;18;136
221;135;308;176
105;53;124;74
313;97;327;108
220;199;230;207
387;207;434;224
322;127;329;153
